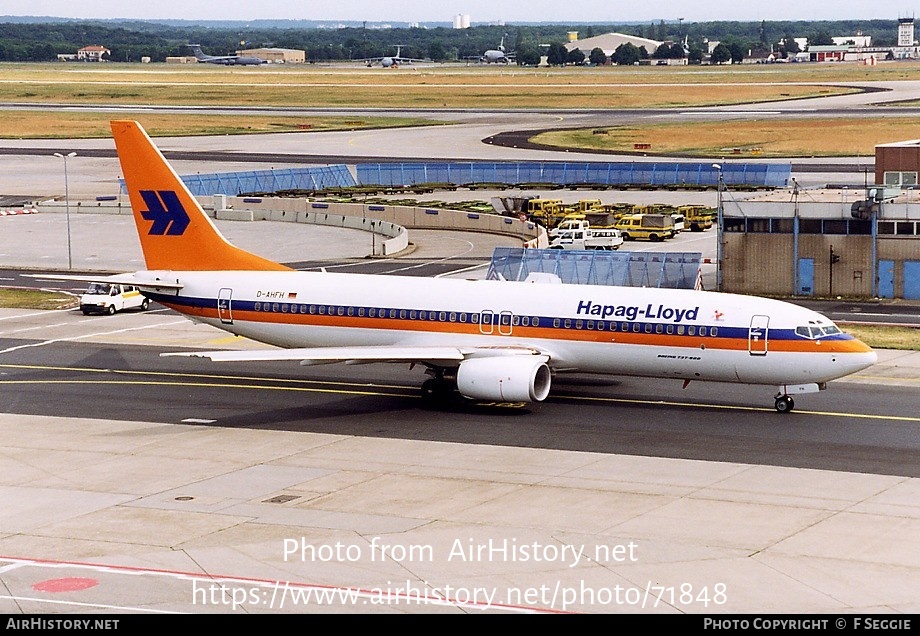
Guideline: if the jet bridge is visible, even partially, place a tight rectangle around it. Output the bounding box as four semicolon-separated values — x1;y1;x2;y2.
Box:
487;247;702;289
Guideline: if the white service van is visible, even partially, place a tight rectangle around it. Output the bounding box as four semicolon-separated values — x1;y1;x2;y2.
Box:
80;282;149;316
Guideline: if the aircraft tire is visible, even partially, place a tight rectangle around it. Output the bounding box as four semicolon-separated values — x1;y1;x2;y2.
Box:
421;378;453;402
774;396;794;413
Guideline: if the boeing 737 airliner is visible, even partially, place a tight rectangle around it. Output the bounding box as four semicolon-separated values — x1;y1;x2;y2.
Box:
93;120;876;412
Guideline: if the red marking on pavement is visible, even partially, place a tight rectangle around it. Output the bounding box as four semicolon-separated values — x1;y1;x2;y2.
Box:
33;577;99;593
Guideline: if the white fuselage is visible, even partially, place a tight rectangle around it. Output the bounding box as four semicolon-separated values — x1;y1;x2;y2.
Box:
141;270;877;387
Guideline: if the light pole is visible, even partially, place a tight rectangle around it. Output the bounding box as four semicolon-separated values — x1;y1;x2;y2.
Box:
713;163;724;291
53;151;77;269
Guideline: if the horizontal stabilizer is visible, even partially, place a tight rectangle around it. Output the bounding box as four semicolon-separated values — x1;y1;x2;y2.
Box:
24;272;184;290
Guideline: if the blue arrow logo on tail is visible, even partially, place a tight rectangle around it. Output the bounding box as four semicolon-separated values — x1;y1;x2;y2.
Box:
139;190;191;236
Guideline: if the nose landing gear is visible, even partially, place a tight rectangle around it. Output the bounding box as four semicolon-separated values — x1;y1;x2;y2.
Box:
774;395;795;413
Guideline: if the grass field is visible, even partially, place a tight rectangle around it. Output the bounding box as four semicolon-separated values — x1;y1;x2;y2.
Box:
530;117;920;158
2;60;919;155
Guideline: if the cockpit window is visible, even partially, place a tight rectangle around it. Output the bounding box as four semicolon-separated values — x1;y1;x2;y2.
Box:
796;325;842;339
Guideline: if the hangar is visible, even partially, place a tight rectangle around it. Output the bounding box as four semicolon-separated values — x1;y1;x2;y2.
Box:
564;32;663;58
236;47;306;64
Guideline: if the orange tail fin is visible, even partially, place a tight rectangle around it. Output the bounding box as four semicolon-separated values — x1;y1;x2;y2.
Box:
111;120;290;272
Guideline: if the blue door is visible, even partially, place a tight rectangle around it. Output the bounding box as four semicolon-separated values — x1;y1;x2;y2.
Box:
797;258;814;296
879;260;895;299
904;261;920;300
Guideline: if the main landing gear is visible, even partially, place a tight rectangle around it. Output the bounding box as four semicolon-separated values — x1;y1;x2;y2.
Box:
421;368;457;403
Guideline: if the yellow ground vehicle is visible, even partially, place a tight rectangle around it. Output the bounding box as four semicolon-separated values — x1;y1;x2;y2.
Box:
523;198;566;227
680;205;714;231
614;213;676;242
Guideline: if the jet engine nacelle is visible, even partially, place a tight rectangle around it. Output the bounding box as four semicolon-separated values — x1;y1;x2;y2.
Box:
456;356;552;402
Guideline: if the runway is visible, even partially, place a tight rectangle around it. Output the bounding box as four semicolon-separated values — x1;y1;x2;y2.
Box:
2;79;920;614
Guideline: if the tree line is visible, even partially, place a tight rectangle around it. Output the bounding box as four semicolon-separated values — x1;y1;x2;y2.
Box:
0;18;902;63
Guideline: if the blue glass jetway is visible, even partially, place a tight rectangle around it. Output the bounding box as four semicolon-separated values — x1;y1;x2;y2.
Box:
157;161;790;196
357;161;790;189
487;248;702;289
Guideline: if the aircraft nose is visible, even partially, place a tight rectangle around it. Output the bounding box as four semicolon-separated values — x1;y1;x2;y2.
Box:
841;345;878;374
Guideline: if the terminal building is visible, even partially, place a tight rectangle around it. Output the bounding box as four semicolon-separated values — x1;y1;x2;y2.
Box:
721;141;920;300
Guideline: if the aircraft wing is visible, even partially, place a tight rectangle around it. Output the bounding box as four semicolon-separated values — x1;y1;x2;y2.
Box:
162;344;547;367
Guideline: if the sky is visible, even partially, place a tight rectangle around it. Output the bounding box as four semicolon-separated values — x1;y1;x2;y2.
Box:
3;1;918;24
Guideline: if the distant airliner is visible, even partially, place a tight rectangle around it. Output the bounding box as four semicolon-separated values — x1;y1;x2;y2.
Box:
187;44;265;66
361;45;427;68
49;121;878;413
481;36;514;64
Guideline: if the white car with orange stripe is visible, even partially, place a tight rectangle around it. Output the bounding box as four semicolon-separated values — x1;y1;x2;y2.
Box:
79;282;149;316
